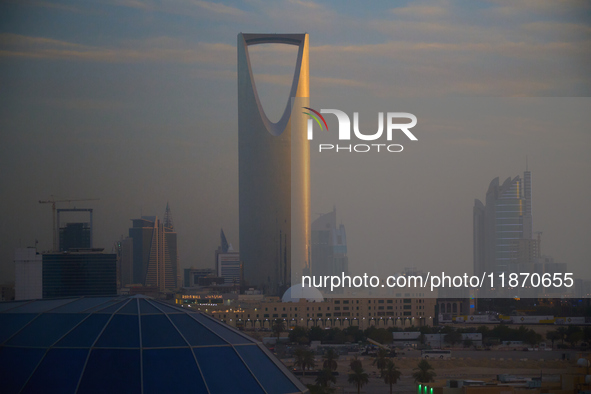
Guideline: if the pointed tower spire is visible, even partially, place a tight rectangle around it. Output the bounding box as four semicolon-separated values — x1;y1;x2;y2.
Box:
220;228;229;253
164;202;174;230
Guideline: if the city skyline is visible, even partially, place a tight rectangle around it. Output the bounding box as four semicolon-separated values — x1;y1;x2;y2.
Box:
1;3;590;394
1;1;590;285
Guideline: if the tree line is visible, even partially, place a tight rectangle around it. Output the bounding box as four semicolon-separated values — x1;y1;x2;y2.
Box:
275;319;591;349
295;346;435;394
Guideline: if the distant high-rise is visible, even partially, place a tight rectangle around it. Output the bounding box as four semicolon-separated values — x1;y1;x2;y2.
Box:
128;206;179;291
14;247;42;300
183;267;216;287
217;252;241;286
237;33;310;295
215;229;241;286
311;207;348;280
42;249;116;298
116;236;133;288
58;208;93;251
473;169;533;276
219;228;229;254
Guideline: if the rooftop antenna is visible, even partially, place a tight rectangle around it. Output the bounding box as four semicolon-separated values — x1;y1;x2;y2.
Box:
164;202;174;230
526;155;529;171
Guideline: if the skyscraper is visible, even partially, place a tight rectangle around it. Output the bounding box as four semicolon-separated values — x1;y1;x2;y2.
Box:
57;208;93;251
473;168;533;277
128;207;179;291
116;236;133;288
311;207;348;281
237;33;310;295
215;229;241;286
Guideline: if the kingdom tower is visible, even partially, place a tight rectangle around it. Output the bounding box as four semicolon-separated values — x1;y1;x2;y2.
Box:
237;33;310;295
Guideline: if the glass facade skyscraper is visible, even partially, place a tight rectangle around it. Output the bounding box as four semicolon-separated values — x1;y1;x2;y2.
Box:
128;215;178;291
494;176;524;273
473;169;533;277
59;223;91;252
57;208;93;252
311;207;348;280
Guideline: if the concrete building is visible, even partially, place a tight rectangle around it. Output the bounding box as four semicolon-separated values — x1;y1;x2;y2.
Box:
42;249;116;298
180;294;437;330
574;278;591;298
217;251;241;286
14;247;43;300
437;293;477;322
238;33;310;296
213;228;242;286
183;267;216;288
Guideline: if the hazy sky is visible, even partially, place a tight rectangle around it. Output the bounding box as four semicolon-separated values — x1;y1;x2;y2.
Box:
0;0;590;284
306;98;591;286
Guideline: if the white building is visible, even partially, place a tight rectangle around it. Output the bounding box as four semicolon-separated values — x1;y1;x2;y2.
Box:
15;247;42;300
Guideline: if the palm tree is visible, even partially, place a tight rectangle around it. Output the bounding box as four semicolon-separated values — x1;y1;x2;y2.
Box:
316;368;337;388
322;348;339;371
412;359;436;383
306;383;335;394
294;347;316;378
350;356;362;371
444;331;462;347
567;331;584;348
381;359;401;394
272;319;285;341
372;348;389;372
348;366;369;394
556;326;568;345
546;330;560;349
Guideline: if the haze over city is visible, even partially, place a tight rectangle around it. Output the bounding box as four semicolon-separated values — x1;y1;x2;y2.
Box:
1;0;590;284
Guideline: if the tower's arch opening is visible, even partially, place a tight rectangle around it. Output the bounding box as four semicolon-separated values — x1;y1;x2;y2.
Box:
247;43;299;123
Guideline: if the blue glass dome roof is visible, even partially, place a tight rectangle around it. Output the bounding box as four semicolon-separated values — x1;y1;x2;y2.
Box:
0;295;308;394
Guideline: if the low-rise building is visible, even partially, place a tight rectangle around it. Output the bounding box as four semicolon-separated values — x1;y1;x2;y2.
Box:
15;247;42;300
202;296;436;330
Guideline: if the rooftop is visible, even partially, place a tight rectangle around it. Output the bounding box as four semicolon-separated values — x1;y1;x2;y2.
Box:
0;295;308;394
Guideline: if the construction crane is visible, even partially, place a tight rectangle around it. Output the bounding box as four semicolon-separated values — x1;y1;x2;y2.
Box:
39;196;99;251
